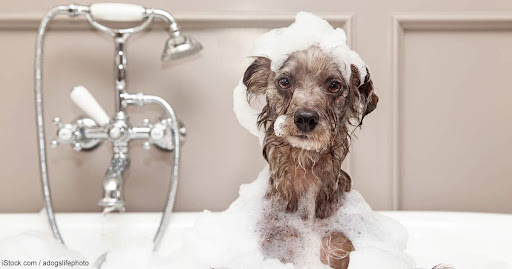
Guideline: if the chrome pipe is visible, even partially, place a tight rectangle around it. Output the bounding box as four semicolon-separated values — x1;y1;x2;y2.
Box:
130;127;151;139
35;4;89;246
114;35;128;113
83;126;153;140
122;93;181;251
151;9;181;36
84;127;109;140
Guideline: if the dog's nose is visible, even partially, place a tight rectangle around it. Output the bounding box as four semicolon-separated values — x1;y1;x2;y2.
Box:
294;109;319;132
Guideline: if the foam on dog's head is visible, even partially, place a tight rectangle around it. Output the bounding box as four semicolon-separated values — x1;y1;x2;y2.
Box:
252;12;367;83
233;12;369;141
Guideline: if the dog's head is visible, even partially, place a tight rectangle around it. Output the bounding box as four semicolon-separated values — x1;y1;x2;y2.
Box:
243;45;378;154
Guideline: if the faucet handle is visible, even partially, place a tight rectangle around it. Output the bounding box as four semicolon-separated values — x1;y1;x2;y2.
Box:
142;119;154;150
73;142;82;152
142;118;152;127
50;140;60;148
70;86;110;127
138;119;185;151
50;119;77;146
149;119;186;151
142;141;152;150
53;117;63;128
49;117;102;151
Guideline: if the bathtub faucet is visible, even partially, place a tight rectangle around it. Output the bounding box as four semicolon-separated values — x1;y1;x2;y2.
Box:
52;86;186;213
99;152;129;213
34;3;199;253
51;86;187;213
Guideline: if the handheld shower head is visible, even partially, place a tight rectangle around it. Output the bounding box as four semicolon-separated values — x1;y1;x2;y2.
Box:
148;8;202;61
162;34;203;61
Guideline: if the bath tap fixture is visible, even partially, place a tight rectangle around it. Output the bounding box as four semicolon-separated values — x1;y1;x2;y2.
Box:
34;3;200;256
54;87;186;213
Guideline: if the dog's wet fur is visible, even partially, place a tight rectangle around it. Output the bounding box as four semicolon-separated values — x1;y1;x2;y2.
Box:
243;45;378;268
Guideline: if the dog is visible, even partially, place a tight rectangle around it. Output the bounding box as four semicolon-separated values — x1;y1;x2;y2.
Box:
243;45;378;269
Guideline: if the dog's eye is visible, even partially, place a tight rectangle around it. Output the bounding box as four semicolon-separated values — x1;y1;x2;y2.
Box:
278;78;291;89
328;81;342;93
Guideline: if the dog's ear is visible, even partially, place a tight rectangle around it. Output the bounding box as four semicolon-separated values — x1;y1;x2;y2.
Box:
243;57;271;100
350;65;379;122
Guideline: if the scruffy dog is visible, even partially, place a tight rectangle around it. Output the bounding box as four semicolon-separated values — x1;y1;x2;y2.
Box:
243;46;378;269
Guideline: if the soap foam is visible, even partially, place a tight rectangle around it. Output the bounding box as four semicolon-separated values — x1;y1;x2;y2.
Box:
274;115;287;137
0;216;88;269
251;12;367;84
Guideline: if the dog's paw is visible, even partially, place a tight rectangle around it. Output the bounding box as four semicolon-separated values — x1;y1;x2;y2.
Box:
320;231;354;269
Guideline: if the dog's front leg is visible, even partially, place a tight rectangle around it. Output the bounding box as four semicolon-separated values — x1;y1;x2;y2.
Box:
320;231;354;269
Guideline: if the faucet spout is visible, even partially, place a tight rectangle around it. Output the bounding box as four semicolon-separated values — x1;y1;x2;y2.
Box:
98;152;129;213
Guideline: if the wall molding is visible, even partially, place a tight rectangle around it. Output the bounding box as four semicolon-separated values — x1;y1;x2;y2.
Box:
391;14;512;210
0;13;353;55
0;13;351;32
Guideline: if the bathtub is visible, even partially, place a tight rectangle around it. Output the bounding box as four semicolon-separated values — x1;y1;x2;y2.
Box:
0;211;511;268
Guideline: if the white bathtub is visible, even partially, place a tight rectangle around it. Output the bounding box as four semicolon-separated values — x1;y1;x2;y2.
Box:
0;211;511;269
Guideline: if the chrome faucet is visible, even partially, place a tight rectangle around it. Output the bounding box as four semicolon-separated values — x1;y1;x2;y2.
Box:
34;3;200;257
98;152;129;213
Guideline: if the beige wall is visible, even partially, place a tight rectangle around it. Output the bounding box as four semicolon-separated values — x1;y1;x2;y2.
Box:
1;0;511;213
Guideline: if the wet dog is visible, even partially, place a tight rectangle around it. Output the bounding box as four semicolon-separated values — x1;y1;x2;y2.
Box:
243;45;378;268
